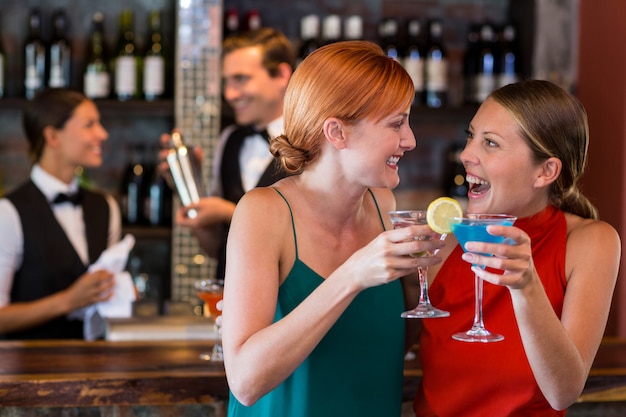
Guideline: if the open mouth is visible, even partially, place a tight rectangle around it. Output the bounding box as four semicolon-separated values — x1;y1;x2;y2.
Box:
387;156;400;167
466;174;490;195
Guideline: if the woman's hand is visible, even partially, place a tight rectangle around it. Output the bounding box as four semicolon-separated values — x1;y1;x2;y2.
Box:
340;224;444;291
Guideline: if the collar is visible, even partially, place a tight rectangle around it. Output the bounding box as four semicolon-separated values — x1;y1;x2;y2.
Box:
31;164;80;204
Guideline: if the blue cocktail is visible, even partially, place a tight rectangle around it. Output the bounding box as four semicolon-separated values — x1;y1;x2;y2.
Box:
451;214;517;342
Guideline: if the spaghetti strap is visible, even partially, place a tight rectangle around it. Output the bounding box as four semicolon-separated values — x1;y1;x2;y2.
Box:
272;187;299;258
367;188;386;231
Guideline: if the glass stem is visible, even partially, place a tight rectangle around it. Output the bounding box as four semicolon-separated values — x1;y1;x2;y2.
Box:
418;267;431;306
472;269;486;331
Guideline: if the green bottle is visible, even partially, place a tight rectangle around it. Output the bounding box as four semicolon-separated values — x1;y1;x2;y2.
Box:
114;10;138;101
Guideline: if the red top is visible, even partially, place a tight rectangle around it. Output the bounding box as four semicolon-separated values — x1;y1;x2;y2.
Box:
415;205;568;416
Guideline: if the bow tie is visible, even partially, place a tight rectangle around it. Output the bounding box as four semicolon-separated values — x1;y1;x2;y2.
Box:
246;127;269;142
52;190;83;206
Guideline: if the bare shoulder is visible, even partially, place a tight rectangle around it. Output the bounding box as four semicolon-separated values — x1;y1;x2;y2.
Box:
565;213;620;246
564;212;621;275
234;187;291;227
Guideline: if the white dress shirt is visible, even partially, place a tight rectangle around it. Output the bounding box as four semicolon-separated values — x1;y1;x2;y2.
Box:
209;117;283;196
0;165;121;307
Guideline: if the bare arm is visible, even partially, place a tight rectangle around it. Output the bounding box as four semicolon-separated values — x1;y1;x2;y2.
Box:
0;269;115;334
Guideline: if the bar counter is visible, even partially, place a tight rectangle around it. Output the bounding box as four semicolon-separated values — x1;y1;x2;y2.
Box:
0;338;624;414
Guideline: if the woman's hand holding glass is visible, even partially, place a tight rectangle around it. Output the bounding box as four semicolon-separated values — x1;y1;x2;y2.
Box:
341;225;443;291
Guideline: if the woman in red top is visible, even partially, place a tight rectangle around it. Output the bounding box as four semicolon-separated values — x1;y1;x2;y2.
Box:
415;80;621;416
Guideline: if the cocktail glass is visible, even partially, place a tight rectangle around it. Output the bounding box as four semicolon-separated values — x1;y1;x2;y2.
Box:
451;214;517;342
389;210;450;318
194;278;224;361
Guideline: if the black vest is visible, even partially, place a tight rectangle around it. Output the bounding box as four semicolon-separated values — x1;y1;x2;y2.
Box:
217;126;287;279
5;180;110;340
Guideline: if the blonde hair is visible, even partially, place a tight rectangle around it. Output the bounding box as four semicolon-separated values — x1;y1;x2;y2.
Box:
270;40;414;174
490;80;598;219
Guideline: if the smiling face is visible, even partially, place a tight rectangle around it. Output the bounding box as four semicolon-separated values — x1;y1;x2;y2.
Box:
222;46;288;129
53;100;108;169
340;108;415;189
461;98;551;216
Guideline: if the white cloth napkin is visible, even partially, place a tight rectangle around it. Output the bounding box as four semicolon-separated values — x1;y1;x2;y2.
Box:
68;234;137;340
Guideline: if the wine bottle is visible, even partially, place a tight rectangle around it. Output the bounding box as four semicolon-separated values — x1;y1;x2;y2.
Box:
425;19;448;108
321;14;341;46
143;10;165;101
297;14;320;65
245;9;262;32
473;23;496;104
223;8;240;39
403;19;425;106
378;18;400;61
463;24;480;105
496;23;520;89
114;10;138;101
146;145;172;226
121;143;148;225
84;12;110;99
344;15;363;41
24;8;46;100
48;9;72;88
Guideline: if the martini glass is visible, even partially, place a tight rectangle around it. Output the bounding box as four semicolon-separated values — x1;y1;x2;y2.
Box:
451;214;517;343
389;210;449;318
194;278;224;361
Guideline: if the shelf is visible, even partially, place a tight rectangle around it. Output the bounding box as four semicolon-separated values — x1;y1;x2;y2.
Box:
122;225;172;241
0;97;174;118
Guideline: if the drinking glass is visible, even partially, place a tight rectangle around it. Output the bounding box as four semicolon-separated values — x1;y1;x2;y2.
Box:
389;210;450;318
451;214;517;343
194;278;225;361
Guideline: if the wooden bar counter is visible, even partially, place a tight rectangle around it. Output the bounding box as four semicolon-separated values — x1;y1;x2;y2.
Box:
0;337;624;414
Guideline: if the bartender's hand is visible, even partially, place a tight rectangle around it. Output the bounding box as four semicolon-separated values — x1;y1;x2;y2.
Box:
158;132;203;189
177;196;236;229
64;270;115;310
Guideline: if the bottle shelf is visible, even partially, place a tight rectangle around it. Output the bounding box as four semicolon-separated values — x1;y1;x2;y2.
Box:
0;98;174;117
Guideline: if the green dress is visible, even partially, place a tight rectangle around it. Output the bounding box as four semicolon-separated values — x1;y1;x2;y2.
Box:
228;189;406;417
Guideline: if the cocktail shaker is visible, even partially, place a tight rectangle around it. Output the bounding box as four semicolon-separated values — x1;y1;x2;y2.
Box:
166;130;204;218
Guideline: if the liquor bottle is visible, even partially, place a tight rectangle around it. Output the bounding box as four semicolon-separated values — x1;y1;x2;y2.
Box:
146;145;172;226
244;9;262;32
496;23;520;89
84;11;110;99
321;14;341;46
120;143;148;225
473;23;496;104
143;10;165;101
403;19;425;106
24;8;46;100
297;14;320;65
424;19;448;108
378;18;400;61
223;8;240;39
48;9;72;88
344;15;363;41
114;10;138;101
463;24;480;105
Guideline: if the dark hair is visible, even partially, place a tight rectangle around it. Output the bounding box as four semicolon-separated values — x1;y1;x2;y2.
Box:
489;80;598;219
22;88;88;163
271;40;414;174
222;27;296;76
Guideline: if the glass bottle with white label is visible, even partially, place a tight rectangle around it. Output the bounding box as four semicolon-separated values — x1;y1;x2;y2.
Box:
143;10;165;101
114;10;138;101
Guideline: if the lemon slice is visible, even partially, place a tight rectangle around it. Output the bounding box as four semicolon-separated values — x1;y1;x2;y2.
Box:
426;197;463;234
